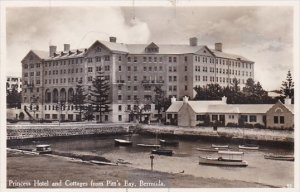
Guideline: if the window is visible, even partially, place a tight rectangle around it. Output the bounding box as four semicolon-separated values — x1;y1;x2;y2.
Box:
250;115;257;122
119;66;122;71
185;85;187;90
167;114;172;119
119;56;122;61
280;116;284;124
241;115;248;122
185;66;187;71
184;56;187;62
134;66;137;71
87;58;93;63
173;76;177;81
118;115;122;121
173;57;177;62
134;76;137;81
88;67;93;72
212;115;218;121
118;105;122;111
88;76;93;81
274;116;279;124
185;76;187;81
127;95;131;100
169;76;172;82
118;95;122;100
196;115;206;121
104;55;110;61
127;66;131;71
96;57;101;62
128;57;131;62
134;57;137;62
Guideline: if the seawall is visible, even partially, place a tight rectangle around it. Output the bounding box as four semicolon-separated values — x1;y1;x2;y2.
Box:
7;123;134;142
139;125;294;146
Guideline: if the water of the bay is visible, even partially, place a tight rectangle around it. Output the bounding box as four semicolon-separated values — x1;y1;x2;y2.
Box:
10;134;294;187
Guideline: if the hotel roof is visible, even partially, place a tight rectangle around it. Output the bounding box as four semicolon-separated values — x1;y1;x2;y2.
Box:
27;40;253;62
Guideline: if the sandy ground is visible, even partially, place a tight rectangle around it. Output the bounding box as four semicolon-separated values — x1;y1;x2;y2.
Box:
7;151;273;188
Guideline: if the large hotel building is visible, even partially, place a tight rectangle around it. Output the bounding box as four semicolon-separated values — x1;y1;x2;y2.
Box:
21;37;254;122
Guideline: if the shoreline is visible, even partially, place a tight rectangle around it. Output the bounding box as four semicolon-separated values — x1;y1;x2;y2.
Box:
7;123;294;148
7;151;276;188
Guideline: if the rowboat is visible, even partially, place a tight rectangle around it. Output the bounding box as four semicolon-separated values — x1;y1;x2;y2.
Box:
90;160;118;166
159;139;179;146
195;148;218;152
114;139;133;146
151;149;173;156
34;145;52;154
238;144;259;150
264;154;294;161
137;144;161;148
211;144;229;148
199;151;248;167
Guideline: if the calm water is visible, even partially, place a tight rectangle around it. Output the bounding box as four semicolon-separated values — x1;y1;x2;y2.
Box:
10;134;294;187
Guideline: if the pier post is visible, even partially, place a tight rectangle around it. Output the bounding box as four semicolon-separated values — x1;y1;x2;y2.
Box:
150;155;154;171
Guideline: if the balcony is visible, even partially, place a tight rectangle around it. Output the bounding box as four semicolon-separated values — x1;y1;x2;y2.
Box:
141;80;164;85
116;80;125;84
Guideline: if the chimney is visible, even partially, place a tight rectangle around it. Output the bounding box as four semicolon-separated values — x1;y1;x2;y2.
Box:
189;37;198;46
171;96;176;103
215;43;222;52
183;96;189;103
109;36;117;43
284;97;292;105
49;45;57;57
222;96;227;104
64;44;70;52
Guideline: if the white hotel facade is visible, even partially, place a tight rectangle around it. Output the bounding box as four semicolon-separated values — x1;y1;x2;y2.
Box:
20;37;254;122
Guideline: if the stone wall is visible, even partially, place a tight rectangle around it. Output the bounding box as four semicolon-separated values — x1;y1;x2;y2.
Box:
7;124;131;140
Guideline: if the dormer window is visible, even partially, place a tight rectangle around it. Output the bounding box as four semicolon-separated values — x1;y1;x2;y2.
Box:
145;42;159;53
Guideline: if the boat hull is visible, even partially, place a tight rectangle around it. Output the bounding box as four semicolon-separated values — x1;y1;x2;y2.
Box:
199;157;248;167
264;155;294;161
196;148;218;152
137;144;160;148
151;149;173;156
238;145;259;150
159;140;179;146
211;144;228;148
114;139;133;146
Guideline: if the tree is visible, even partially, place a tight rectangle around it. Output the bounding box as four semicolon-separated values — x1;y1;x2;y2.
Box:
153;86;171;121
72;80;87;121
89;68;112;123
83;104;95;121
280;70;294;100
7;87;21;108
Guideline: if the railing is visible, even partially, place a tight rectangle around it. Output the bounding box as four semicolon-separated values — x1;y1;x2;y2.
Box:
141;80;164;84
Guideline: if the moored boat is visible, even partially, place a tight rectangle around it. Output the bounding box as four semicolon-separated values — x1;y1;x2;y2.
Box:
35;145;52;154
151;149;173;156
195;148;218;152
159;139;179;146
199;151;248;167
137;144;160;148
211;144;229;148
90;160;118;166
239;144;259;150
114;139;133;146
264;154;294;161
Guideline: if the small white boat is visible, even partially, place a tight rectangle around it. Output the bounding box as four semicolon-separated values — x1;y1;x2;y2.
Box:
137;144;160;148
35;145;52;154
199;151;248;167
90;160;118;166
195;148;218;152
211;144;229;148
264;154;294;161
239;145;259;150
114;139;132;146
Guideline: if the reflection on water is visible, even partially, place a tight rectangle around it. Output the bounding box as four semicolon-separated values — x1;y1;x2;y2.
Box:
10;134;294;187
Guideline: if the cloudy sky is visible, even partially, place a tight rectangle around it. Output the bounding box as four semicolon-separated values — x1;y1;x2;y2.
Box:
6;5;294;91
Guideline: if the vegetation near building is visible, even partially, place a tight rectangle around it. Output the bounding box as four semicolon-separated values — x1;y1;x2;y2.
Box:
194;78;274;104
280;70;294;102
88;68;112;123
6;87;21;108
72;80;87;121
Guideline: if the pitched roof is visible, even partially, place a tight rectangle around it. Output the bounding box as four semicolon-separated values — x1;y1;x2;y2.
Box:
211;50;252;62
166;101;183;113
31;50;49;59
126;44;205;54
166;100;293;114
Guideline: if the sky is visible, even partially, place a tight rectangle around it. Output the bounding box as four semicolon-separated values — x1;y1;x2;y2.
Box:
5;6;294;91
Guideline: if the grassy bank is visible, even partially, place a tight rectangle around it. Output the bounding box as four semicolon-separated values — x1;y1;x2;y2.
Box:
7;151;273;188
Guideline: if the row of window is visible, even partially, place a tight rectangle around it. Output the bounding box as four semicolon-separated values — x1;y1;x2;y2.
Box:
23;63;41;69
194;55;252;69
44;68;84;76
117;95;152;101
195;66;252;77
118;104;152;112
194;76;247;84
45;77;83;84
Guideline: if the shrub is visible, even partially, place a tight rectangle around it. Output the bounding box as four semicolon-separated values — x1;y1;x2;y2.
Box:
226;122;239;127
253;123;265;129
244;123;254;128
